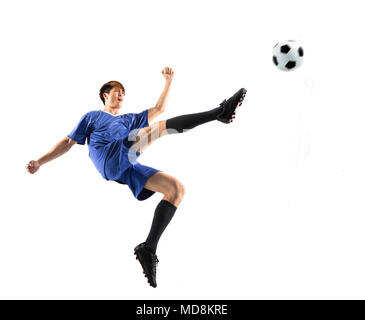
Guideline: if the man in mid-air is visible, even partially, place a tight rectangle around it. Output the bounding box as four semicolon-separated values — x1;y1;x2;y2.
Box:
26;67;246;288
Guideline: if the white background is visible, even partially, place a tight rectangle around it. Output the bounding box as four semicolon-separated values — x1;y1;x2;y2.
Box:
1;0;365;299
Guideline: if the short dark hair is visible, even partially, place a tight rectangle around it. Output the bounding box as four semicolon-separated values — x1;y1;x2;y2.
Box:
99;81;125;105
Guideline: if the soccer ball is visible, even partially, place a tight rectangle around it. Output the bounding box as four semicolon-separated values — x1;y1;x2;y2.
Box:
272;40;304;71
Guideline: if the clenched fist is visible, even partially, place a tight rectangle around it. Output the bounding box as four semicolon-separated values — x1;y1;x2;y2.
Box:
161;67;174;81
26;160;40;174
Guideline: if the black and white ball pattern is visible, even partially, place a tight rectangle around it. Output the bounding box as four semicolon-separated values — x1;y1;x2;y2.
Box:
272;40;304;71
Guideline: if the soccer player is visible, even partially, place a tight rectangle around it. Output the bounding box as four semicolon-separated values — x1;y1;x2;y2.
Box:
25;67;246;288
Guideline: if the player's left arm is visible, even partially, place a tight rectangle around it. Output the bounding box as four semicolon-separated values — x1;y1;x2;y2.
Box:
148;67;174;123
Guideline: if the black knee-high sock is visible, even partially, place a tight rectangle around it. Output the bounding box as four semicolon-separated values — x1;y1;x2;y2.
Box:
165;106;223;133
145;200;177;253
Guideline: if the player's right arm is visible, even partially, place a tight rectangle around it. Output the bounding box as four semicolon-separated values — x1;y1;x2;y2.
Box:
25;137;77;174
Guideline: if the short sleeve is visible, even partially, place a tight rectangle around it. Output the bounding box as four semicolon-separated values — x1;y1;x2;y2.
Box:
67;112;94;145
128;109;149;130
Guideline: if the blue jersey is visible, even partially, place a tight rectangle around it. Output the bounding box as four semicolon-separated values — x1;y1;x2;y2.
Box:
67;109;149;179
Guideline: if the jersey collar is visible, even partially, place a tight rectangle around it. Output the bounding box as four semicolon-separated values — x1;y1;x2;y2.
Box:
102;110;120;117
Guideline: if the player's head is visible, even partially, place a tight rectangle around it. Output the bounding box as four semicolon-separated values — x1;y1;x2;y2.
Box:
99;81;125;108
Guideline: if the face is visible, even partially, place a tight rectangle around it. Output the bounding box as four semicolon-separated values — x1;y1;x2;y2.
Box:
104;87;125;109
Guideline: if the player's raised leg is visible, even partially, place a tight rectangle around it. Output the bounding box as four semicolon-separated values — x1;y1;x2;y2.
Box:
130;120;168;154
130;88;247;154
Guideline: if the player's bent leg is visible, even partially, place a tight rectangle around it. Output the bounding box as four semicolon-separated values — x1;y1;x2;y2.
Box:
134;171;185;288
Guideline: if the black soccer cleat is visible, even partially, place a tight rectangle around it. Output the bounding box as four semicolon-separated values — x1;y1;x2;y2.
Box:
217;88;247;124
134;242;159;288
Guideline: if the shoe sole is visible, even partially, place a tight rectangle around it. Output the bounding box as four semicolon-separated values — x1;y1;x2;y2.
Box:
229;88;247;123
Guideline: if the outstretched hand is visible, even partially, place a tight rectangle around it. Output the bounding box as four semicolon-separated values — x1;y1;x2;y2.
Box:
161;67;174;81
26;160;40;174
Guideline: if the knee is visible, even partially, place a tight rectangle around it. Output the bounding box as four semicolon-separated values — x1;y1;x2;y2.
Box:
168;180;186;203
176;181;186;200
